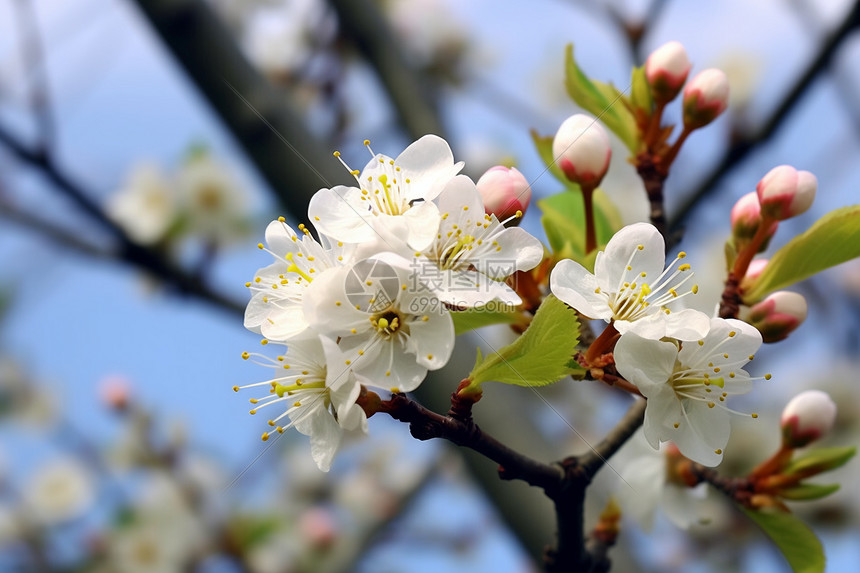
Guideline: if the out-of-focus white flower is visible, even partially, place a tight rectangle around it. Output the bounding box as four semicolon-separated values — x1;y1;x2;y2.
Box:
552;114;612;188
176;154;249;245
756;165;817;221
242;0;336;79
23;457;95;525
247;528;301;573
308;135;463;252
399;175;542;307
615;431;711;531
614;317;765;466
386;0;468;71
0;359;57;427
303;261;454;393
107;164;176;245
235;337;367;471
244;219;356;341
550;223;708;340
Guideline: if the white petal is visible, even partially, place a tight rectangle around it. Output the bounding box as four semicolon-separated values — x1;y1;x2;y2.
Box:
307;186;379;244
294;403;342;472
641;385;682;449
351;337;428;393
302;267;369;337
393;134;463;201
401;200;442;251
673;400;729;467
596;223;665;289
549;259;609;320
487;227;544;276
613;334;677;391
663;309;711;341
263;220;300;256
407;309;454;370
260;303;310;340
436;175;484;217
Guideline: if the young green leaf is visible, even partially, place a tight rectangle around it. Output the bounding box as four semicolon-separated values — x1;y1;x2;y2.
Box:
629;64;653;119
778;483;840;501
531;130;579;190
466;295;585;392
741;507;824;573
537;189;622;268
743;205;860;302
451;303;525;336
782;446;856;477
564;44;640;153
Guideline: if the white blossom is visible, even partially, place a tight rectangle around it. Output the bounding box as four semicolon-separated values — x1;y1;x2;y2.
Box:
107;164;176;245
550;222;708;340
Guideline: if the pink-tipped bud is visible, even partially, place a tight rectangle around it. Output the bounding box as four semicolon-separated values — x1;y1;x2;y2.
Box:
552;114;612;189
740;258;768;292
645;41;692;104
781;390;836;448
745;291;808;342
99;376;131;412
730;192;778;252
683;68;729;129
756;165;817;221
476;166;531;222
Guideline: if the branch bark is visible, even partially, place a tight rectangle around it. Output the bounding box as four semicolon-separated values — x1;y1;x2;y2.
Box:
132;0;348;217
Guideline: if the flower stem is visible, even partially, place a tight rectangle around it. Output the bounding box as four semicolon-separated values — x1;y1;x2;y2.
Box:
585;322;620;365
635;155;669;240
582;182;598;255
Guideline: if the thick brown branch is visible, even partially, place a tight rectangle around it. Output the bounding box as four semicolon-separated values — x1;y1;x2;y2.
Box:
378;393;564;492
132;0;347;217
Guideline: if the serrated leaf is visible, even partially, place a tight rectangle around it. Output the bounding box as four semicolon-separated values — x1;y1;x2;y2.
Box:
783;446;856;477
744;205;860;302
466;295;585;391
564;44;640;153
537;189;622;270
741;507;824;573
778;483;840;501
451;303;524;336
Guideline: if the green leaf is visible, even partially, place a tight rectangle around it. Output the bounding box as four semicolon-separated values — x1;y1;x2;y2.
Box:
778;483;840;501
451;302;524;336
744;205;860;301
783;446;856;477
564;44;640;153
629;64;653;118
531;130;578;190
537;189;622;269
466;295;585;391
741;508;824;573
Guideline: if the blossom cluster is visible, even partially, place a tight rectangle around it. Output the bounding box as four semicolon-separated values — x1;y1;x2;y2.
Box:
550;223;768;466
238;135;542;470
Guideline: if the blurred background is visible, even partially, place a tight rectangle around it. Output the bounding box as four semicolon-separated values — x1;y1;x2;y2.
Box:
0;0;859;571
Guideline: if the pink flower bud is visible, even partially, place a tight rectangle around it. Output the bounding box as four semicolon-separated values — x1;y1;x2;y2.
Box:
645;41;692;104
475;166;531;222
99;376;131;412
730;192;778;252
781;390;836;448
552;114;612;188
740;258;768;292
745;291;807;342
683;68;729;129
756;165;817;221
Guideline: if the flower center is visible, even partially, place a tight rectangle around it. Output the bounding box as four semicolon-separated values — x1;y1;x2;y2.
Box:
371;310;403;337
439;234;475;269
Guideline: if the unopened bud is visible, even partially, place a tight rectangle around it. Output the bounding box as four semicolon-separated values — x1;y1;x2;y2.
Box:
740;258;768;292
683;68;729;129
730;192;778;253
552;114;612;188
476;166;531;222
645;41;692;104
745;291;808;342
781;390;837;448
756;165;817;221
99;376;131;412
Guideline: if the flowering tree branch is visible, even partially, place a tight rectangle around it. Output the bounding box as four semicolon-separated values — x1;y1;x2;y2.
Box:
0;122;245;317
669;0;860;232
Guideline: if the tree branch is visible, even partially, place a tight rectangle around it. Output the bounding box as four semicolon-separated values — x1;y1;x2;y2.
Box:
669;0;860;231
327;0;446;141
132;0;348;217
578;398;646;476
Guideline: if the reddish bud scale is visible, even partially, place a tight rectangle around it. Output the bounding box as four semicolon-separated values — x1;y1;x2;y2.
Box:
746;291;808;342
756;165;817;221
